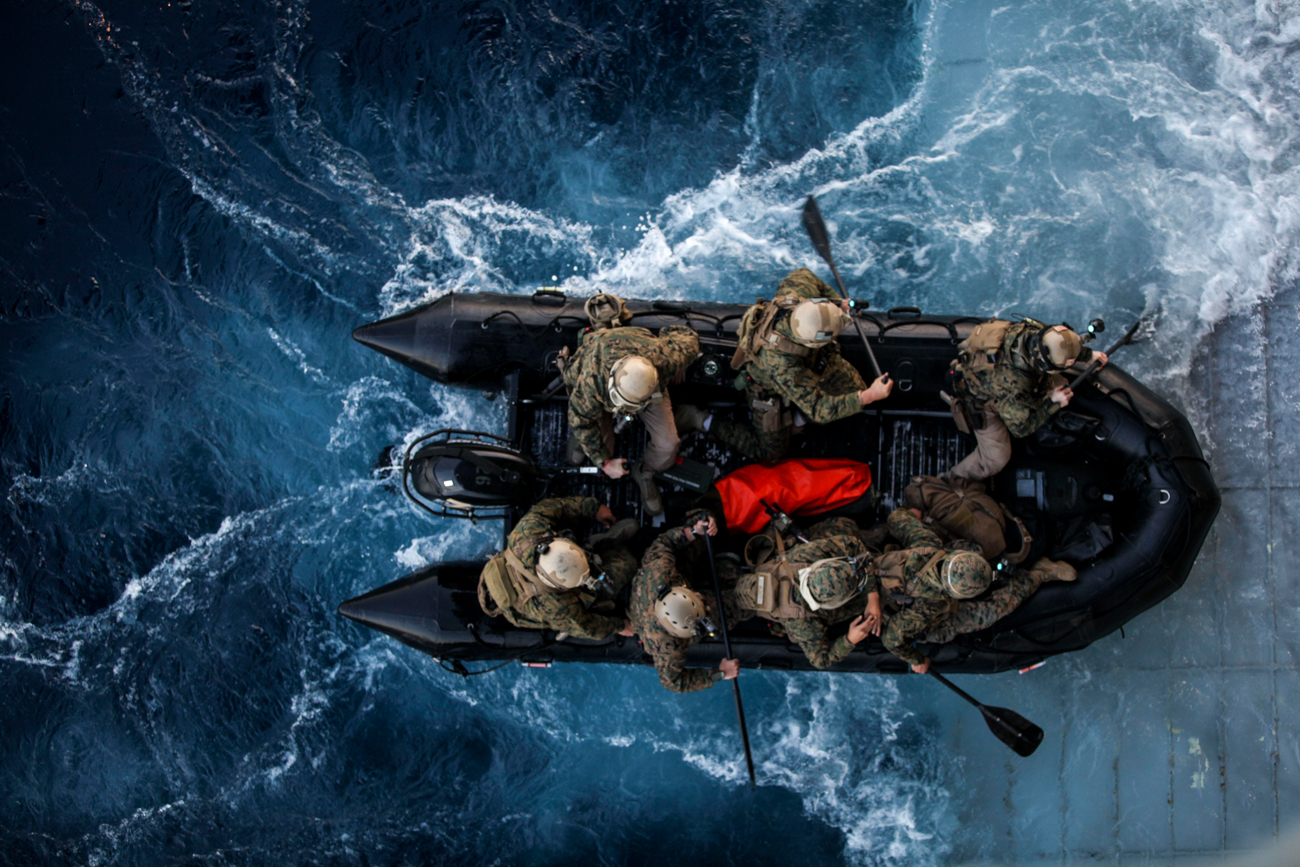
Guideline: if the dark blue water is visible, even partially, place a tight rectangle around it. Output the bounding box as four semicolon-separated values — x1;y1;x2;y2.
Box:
3;0;1297;863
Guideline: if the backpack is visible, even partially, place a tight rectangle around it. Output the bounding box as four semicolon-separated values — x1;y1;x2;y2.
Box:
729;296;812;370
476;548;549;630
734;531;810;621
901;475;1029;563
875;548;956;616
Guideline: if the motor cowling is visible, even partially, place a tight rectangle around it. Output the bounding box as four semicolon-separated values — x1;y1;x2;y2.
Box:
406;436;538;512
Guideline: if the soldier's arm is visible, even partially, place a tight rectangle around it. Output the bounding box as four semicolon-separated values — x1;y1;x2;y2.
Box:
775;360;863;425
567;380;614;465
819;351;870;394
632;514;712;605
880;600;950;666
640;525;696;573
923;570;1042;643
507;496;599;556
654;326;701;381
643;632;716;693
991;368;1059;437
784;617;857;670
775;268;841;302
887;508;946;549
515;593;624;641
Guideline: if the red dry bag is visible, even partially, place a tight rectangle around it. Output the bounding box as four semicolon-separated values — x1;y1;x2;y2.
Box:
715;458;872;535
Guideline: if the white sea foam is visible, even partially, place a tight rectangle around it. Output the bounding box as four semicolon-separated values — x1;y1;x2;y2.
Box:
378;196;599;315
267;327;330;385
327;376;428;453
432;664;949;865
7;460;94;507
395;533;465;570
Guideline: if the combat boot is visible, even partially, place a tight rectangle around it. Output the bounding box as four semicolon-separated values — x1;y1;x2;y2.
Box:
566;433;586;466
1029;557;1077;583
674;404;710;435
630;460;663;516
587;518;640;547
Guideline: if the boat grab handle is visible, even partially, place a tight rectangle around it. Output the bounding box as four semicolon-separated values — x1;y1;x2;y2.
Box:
532;289;567;307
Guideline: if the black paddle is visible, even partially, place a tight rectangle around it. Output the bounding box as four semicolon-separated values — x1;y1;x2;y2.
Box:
1066;317;1146;391
703;533;757;788
927;669;1044;757
801;195;885;380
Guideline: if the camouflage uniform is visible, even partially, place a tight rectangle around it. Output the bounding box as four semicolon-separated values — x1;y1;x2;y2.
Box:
878;509;1047;664
563;325;700;470
745;517;873;669
949;320;1097;480
920;569;1052;644
628;512;745;693
714;269;868;461
875;508;973;666
500;497;638;640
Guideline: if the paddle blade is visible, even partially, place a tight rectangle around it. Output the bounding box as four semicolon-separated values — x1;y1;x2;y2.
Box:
979;704;1045;757
801;196;834;264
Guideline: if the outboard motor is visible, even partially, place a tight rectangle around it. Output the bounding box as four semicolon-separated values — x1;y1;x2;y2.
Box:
403;429;538;520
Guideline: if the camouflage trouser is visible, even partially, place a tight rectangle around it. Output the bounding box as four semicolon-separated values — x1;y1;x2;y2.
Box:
589;395;682;472
710;414;793;462
921;567;1045;643
711;357;868;462
949;411;1012;481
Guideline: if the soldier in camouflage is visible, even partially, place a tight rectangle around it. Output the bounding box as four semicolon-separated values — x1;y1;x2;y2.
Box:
735;516;884;669
562;322;700;514
477;496;639;640
947;320;1108;480
877;508;1076;672
627;511;746;693
675;268;892;462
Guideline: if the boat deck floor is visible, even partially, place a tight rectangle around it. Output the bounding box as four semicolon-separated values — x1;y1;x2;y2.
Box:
514;397;970;534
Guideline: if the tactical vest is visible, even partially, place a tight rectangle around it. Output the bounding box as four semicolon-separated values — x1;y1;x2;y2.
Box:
734;559;809;622
730;296;814;371
902;475;1019;562
953;319;1049;381
729;297;817;432
477;546;593;630
948;318;1053;432
875;548;957;616
955;319;1012;377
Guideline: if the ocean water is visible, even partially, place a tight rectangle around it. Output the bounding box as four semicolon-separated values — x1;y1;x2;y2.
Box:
2;0;1297;864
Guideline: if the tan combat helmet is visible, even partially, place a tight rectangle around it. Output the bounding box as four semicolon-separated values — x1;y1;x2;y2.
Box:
943;551;993;599
1038;325;1084;370
796;556;868;611
788;298;847;347
534;538;591;592
654;586;706;638
607;355;660;412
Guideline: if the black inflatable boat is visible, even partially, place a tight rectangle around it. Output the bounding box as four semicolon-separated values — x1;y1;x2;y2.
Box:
339;290;1219;675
